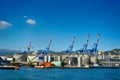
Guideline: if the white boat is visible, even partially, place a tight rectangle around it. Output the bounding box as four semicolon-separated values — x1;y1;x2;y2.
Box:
0;65;20;70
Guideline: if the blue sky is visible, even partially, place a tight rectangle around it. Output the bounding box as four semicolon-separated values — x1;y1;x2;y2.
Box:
0;0;120;52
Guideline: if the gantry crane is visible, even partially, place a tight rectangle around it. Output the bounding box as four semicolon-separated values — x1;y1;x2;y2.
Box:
61;36;76;54
27;42;33;53
88;33;100;54
76;34;90;54
42;39;52;54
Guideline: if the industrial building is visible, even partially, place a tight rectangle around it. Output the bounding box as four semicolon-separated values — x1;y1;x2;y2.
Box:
1;33;120;68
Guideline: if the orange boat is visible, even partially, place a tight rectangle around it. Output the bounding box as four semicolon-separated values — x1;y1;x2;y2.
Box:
34;62;55;68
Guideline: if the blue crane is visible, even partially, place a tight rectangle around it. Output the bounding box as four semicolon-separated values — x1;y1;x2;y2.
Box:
61;36;76;54
27;42;33;53
42;39;52;54
76;34;90;54
88;33;100;54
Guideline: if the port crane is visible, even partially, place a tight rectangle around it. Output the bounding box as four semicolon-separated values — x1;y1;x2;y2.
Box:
76;34;90;54
88;33;100;54
41;39;52;54
61;36;76;54
27;42;33;53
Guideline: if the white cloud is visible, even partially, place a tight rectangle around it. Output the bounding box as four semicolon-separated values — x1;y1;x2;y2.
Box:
26;19;36;25
0;21;13;29
23;16;27;18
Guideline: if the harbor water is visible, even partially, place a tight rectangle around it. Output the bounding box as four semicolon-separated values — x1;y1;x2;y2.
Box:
0;68;120;80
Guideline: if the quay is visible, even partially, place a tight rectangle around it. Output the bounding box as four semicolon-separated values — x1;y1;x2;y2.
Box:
1;34;120;69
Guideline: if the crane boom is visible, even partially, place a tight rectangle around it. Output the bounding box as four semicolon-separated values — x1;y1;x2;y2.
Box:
96;33;100;46
76;34;90;54
42;38;52;54
71;36;76;50
48;39;52;50
86;34;90;47
88;33;100;54
62;36;76;54
27;42;33;53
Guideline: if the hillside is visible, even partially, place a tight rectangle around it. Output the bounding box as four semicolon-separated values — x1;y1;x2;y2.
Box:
0;49;22;56
104;48;120;55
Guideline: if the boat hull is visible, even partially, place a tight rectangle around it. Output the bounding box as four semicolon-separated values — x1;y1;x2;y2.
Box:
0;66;20;70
